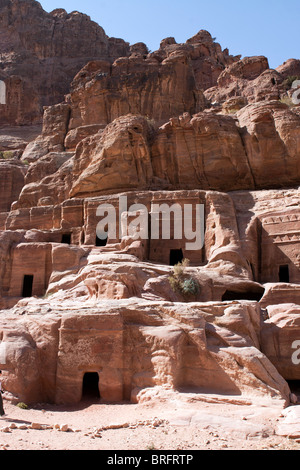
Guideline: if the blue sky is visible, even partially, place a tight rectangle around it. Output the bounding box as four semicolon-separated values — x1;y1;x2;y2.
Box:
39;0;299;69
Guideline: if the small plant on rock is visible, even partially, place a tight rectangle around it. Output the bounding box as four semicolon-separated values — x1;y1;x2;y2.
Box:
181;278;200;296
168;258;200;300
16;402;29;409
0;151;14;160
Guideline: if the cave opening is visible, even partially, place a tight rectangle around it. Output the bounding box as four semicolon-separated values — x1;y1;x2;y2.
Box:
287;380;300;398
170;249;184;266
22;275;34;298
61;233;72;244
279;265;290;283
222;289;265;302
81;372;100;400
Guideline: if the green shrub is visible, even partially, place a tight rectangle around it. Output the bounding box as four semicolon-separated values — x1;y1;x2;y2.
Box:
181;278;200;296
173;257;189;278
169;275;180;293
168;258;200;300
16;402;28;409
0;151;14;160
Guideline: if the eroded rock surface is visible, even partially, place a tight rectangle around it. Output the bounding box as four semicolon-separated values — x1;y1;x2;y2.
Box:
0;0;299;410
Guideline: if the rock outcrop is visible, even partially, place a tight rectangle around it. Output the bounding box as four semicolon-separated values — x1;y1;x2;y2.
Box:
0;159;27;212
0;0;130;126
0;299;290;405
14;102;300;207
0;0;299;409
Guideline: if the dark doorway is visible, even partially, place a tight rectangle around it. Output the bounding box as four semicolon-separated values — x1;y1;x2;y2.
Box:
287;380;300;400
96;235;108;247
222;289;265;302
22;275;34;298
82;372;100;400
61;233;72;244
279;265;290;283
170;249;184;266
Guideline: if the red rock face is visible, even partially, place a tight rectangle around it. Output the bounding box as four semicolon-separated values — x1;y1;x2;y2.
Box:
67;55;206;130
15;102;300;207
0;0;239;127
154;30;240;91
204;56;284;106
0;0;130;125
0;160;27;212
276;59;300;79
0;1;300;408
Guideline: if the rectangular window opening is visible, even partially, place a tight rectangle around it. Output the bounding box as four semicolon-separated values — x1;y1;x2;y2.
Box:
61;233;72;244
279;265;290;283
22;275;34;298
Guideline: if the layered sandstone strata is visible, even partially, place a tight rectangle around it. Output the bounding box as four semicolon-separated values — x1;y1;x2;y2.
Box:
0;0;299;409
15;102;300;208
0;0;237;128
0;299;290;405
0;0;130;126
0;159;27;212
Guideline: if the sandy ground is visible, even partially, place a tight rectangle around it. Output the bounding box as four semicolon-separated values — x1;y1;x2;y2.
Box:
1;391;300;452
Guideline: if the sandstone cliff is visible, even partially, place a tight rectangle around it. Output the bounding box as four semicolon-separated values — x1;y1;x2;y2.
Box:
0;0;299;409
15;102;300;207
0;0;130;126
